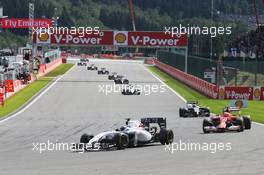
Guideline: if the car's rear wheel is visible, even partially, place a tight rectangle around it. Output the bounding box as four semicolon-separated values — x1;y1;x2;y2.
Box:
123;79;129;84
115;80;121;84
243;116;251;130
159;128;174;145
179;108;183;117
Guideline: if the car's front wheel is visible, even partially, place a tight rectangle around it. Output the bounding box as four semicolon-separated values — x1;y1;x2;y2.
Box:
243;116;251;130
202;119;212;133
80;133;94;144
115;133;129;149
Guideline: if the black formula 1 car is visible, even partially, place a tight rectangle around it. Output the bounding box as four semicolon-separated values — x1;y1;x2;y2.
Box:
202;107;251;133
114;77;129;84
108;72;123;80
79;117;174;151
121;85;141;95
77;62;87;66
77;58;89;66
80;58;89;62
87;64;98;70
179;101;210;117
98;68;109;75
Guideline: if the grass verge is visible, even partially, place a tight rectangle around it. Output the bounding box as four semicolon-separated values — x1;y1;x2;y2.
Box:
148;66;264;124
0;64;74;117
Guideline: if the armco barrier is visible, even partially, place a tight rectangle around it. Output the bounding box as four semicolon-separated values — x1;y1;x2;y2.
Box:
154;60;218;99
1;58;63;103
0;87;4;104
37;58;62;78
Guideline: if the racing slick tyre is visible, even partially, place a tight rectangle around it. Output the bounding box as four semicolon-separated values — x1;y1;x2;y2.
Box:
123;79;129;84
87;67;90;70
80;134;94;144
202;119;212;133
235;118;244;132
95;67;98;70
115;133;129;150
105;71;109;75
243;116;251;130
179;108;183;117
114;79;122;84
135;91;141;95
98;71;102;74
159;128;174;145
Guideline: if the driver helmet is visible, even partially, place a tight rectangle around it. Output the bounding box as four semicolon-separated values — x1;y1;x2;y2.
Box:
187;104;193;109
223;112;232;118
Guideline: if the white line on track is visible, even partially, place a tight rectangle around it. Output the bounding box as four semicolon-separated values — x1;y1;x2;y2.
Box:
141;64;186;102
253;121;264;126
0;65;75;124
142;64;264;127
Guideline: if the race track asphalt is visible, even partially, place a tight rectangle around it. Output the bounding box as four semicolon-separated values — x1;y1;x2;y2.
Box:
0;58;263;175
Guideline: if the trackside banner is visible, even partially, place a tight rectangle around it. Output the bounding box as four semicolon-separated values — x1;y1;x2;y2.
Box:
0;90;4;105
262;87;264;100
5;80;14;93
33;30;188;47
128;32;187;47
223;87;253;100
0;94;3;105
33;31;113;45
1;18;52;28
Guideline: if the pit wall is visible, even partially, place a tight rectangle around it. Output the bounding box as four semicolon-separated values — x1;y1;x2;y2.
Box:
0;58;64;105
153;60;264;101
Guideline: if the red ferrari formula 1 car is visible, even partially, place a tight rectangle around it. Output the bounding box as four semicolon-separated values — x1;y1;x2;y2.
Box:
202;107;251;133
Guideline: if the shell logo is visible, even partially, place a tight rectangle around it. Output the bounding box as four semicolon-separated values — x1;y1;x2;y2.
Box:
253;88;261;98
219;87;225;99
115;33;127;44
38;33;49;42
235;100;243;108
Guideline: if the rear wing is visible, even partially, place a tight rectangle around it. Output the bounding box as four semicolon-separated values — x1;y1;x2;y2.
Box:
223;107;240;112
187;101;198;105
141;117;166;131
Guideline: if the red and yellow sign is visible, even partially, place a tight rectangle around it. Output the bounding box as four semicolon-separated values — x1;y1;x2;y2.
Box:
0;93;4;106
5;80;14;93
261;87;264;100
33;30;188;47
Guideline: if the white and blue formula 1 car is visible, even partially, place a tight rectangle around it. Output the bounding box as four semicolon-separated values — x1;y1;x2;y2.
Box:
79;118;174;151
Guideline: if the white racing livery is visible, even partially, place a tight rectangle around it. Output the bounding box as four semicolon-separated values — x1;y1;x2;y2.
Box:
79;118;174;151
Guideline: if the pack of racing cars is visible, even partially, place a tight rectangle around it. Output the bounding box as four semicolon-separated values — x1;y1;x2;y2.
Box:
79;117;174;151
179;101;252;133
74;59;253;153
83;60;140;95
